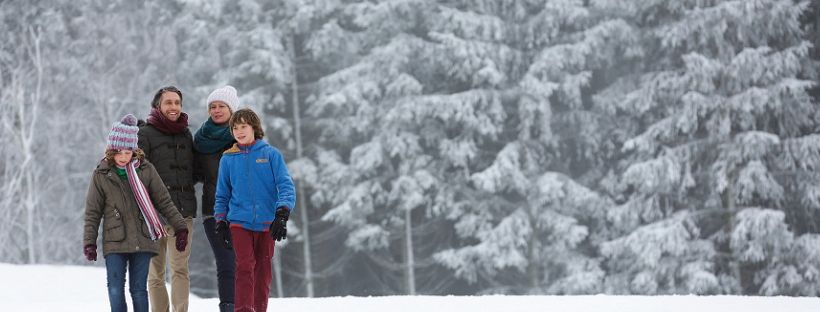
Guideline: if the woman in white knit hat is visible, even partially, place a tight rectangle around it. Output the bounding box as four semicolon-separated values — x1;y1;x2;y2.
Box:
193;86;239;312
83;114;189;312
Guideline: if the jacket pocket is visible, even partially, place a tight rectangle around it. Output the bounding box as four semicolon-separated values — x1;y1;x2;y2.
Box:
103;208;126;242
137;213;152;239
180;190;196;217
229;197;250;222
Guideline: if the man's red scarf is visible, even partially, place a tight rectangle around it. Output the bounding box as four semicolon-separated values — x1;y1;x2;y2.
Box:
147;107;189;134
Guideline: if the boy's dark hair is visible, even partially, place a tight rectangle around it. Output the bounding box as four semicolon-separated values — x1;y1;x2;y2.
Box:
104;148;146;166
150;86;183;108
229;108;265;140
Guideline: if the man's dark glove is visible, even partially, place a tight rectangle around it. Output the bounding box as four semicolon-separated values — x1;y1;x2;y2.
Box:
215;221;232;249
270;207;289;242
83;244;97;261
175;228;188;252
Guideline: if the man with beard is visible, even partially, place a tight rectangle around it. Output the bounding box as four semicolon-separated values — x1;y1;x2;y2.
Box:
139;86;196;312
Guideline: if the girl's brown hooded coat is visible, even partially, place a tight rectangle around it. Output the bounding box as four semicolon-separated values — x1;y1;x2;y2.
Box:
83;159;187;256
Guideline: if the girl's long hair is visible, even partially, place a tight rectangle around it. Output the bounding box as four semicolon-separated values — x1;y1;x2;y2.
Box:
104;148;146;166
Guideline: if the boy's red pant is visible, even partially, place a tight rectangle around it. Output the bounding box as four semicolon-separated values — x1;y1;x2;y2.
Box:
231;226;275;312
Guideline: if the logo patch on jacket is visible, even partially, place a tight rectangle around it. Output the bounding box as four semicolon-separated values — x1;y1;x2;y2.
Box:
256;158;269;163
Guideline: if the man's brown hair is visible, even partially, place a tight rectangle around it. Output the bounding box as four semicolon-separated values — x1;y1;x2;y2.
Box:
229;108;265;140
150;86;183;108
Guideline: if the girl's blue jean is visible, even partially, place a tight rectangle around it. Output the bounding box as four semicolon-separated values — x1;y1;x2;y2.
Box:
105;252;152;312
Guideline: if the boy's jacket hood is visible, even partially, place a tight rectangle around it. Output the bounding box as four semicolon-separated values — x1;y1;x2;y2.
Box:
223;140;269;155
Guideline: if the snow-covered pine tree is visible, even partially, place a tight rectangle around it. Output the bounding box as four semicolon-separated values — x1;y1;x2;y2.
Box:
175;0;290;113
430;0;641;294
308;1;454;295
802;0;820;100
308;0;634;295
597;0;818;295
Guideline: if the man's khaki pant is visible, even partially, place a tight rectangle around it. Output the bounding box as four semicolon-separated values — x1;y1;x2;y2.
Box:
148;218;193;312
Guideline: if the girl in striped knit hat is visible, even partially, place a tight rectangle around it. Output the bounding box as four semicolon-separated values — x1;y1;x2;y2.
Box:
83;114;189;312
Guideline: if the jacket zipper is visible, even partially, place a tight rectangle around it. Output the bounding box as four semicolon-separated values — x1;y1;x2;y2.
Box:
246;148;258;225
173;134;181;214
108;172;129;241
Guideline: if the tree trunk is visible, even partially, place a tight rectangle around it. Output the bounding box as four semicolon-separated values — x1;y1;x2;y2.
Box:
527;233;538;291
526;208;539;292
24;165;35;264
405;208;416;295
23;26;43;264
273;245;284;297
722;168;743;293
288;34;315;297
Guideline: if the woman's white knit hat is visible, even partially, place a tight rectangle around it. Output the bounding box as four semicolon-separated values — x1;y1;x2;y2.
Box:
206;85;239;112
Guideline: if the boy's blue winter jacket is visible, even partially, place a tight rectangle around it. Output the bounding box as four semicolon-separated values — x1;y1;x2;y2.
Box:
214;140;296;232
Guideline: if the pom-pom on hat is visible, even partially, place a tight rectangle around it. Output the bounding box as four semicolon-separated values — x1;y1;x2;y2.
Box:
206;85;239;112
107;114;139;151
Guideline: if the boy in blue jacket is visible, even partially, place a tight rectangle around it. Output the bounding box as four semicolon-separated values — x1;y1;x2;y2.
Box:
214;108;295;312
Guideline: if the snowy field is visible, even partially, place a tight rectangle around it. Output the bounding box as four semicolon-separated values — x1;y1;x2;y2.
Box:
3;263;819;312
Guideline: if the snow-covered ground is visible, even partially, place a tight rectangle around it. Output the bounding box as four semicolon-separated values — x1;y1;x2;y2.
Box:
3;263;819;312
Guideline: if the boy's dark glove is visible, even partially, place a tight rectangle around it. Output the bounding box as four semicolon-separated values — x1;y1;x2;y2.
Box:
215;221;232;249
175;228;188;252
269;207;289;242
83;244;97;261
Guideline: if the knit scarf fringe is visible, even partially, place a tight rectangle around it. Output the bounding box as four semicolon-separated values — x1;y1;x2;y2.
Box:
126;159;167;240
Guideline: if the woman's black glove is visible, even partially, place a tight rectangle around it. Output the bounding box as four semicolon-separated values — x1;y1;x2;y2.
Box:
215;221;232;249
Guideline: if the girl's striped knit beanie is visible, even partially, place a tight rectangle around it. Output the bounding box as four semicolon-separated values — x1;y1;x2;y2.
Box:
107;114;139;150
